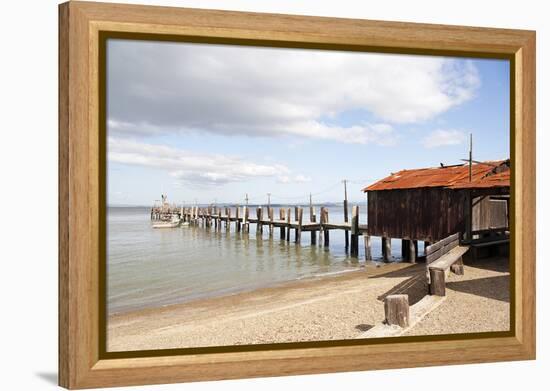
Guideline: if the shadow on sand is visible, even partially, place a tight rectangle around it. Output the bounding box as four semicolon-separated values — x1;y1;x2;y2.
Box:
446;275;510;303
376;274;428;306
464;256;510;273
355;324;374;332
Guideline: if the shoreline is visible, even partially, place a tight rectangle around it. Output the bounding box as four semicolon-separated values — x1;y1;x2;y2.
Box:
108;260;403;317
107;261;424;351
107;257;509;352
108;260;408;319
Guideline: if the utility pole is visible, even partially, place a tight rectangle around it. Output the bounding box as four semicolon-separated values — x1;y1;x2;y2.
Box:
267;193;271;208
469;133;473;182
309;193;312;208
342;179;349;250
245;193;249;206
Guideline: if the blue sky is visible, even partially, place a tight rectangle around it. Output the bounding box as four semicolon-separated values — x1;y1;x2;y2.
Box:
107;40;509;206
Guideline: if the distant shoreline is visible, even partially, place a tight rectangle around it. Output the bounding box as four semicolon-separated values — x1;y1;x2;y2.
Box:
107;201;368;208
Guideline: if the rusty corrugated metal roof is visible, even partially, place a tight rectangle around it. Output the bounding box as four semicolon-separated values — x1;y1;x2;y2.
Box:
449;170;510;189
363;160;509;191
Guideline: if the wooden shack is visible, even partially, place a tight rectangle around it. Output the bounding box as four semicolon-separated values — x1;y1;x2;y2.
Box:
363;160;510;248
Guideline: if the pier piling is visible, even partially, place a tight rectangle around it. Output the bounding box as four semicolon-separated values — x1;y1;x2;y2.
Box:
310;206;316;245
382;237;391;262
269;207;274;236
320;207;330;247
364;235;372;261
235;206;241;232
279;208;286;239
295;207;303;244
256;207;263;235
285;208;291;241
173;201;397;261
350;205;359;256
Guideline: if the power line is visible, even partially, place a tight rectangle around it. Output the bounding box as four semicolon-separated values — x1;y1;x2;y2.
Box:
183;178;375;206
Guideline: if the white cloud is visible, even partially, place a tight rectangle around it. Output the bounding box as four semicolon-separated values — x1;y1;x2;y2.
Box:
107;40;480;144
422;129;467;148
107;137;308;187
277;174;312;184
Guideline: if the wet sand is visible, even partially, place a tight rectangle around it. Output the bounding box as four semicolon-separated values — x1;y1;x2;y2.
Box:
107;258;509;352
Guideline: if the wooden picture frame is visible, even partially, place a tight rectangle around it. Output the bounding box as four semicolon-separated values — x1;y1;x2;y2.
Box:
59;1;536;388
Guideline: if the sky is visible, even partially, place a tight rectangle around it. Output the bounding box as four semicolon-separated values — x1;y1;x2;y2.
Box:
107;39;509;206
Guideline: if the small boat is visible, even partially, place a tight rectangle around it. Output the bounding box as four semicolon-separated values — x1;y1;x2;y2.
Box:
152;215;181;229
180;222;190;227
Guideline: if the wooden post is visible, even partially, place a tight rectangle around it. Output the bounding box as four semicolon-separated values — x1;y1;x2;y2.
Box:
243;206;248;233
364;235;372;261
235;206;241;232
226;207;231;231
268;207;274;236
286;208;291;241
451;257;465;275
295;207;303;244
256;206;263;235
245;206;250;233
350;205;359;256
310;206;316;245
409;240;416;263
465;191;472;242
401;239;410;260
343;180;349;251
322;207;329;247
279;208;286;239
382;237;391;262
214;206;217;229
318;207;324;245
429;268;446;296
384;294;409;328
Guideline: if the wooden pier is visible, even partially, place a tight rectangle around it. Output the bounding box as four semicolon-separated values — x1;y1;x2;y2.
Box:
152;204;402;261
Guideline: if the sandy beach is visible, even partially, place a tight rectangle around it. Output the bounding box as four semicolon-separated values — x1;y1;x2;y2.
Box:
107;257;509;352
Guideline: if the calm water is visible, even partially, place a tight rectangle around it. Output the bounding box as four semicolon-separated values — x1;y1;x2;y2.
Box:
107;205;409;315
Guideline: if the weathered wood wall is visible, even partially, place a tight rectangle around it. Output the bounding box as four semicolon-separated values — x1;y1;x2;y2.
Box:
472;196;509;230
367;188;468;242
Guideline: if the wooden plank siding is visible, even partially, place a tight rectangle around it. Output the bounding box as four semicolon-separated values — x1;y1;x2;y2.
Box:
472;195;509;230
367;188;469;242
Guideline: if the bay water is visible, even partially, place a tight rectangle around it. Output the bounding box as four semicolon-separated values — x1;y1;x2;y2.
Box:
107;205;411;315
